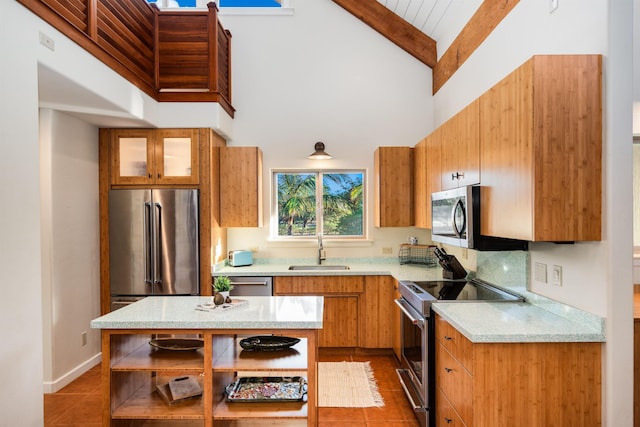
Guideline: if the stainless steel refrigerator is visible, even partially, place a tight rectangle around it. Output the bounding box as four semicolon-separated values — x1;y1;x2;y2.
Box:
109;189;199;311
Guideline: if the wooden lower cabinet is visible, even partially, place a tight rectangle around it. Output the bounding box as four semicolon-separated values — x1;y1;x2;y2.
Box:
274;275;394;349
321;295;359;347
103;328;318;426
435;314;601;427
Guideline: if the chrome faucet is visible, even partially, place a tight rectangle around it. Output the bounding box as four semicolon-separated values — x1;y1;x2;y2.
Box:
317;233;326;265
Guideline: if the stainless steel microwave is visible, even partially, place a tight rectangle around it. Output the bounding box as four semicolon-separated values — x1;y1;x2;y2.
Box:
431;186;474;248
431;186;528;251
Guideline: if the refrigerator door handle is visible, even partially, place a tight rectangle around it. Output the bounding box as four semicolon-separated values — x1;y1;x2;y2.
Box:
153;202;163;287
144;202;153;286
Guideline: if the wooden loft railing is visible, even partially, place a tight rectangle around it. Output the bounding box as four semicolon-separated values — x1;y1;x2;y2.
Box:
18;0;234;117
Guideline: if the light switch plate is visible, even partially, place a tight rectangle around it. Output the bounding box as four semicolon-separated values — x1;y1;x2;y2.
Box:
534;262;547;283
552;265;563;286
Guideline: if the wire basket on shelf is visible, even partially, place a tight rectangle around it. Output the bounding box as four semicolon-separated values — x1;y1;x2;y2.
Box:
398;244;437;266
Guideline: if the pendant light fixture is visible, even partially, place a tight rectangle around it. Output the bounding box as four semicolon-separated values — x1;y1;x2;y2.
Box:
308;142;332;160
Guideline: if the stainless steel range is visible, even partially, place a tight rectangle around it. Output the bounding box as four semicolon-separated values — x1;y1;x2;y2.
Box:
395;277;523;427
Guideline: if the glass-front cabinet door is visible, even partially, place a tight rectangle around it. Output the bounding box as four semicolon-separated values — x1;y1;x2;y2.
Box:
110;129;199;185
155;129;199;185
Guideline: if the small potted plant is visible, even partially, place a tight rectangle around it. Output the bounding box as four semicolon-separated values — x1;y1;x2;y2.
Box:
213;276;234;305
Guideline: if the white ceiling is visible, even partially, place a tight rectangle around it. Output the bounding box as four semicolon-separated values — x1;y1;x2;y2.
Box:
377;0;482;59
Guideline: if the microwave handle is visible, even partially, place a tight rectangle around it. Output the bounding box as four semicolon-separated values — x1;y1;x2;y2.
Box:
451;198;466;238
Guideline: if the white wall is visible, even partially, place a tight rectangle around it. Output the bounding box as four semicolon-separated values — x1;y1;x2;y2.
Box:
40;109;101;391
1;2;45;425
218;0;434;258
432;1;633;425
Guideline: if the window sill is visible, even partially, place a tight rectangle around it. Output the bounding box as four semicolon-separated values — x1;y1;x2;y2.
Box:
266;239;373;248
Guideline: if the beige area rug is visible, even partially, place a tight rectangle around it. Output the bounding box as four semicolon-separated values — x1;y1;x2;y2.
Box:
318;361;384;408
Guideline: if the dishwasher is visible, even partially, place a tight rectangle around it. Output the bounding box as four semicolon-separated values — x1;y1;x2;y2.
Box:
228;276;273;296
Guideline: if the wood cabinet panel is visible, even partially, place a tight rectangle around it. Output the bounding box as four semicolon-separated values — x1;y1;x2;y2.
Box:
274;276;363;348
434;314;602;427
479;55;602;242
374;146;414;227
473;342;601;427
435;313;473;372
320;296;359;347
359;276;395;349
440;99;480;190
219;146;263;227
435;387;466;427
436;341;473;426
392;281;402;361
413;138;429;228
425;128;442;227
273;276;364;294
274;275;393;350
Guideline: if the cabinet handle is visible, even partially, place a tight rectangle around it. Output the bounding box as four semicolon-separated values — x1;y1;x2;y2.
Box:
444;367;453;373
444;335;453;341
157;173;161;179
148;172;152;179
445;417;453;424
451;172;465;180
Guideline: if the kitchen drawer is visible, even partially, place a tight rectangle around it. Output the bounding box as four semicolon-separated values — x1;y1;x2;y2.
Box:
436;386;467;427
436;341;473;426
435;313;473;372
273;276;364;294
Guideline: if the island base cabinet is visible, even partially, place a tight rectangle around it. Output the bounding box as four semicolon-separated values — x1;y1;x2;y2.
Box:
102;330;318;427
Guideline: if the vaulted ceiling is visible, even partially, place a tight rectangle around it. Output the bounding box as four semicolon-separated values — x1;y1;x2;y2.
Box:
332;0;520;93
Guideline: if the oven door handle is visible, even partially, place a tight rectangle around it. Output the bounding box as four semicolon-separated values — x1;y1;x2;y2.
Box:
395;299;425;328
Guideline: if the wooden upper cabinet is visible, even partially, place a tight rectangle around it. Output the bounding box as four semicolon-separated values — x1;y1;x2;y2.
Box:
440;99;480;190
414;130;442;228
109;129;200;186
413;138;428;228
374;146;414;227
220;146;263;227
425;128;442;228
479;55;602;242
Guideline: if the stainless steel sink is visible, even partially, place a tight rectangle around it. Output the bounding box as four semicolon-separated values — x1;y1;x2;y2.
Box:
288;265;350;271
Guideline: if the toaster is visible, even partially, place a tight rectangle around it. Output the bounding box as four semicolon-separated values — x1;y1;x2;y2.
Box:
228;250;253;267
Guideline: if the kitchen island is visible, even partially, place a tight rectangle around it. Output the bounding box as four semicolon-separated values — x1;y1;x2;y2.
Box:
90;295;323;427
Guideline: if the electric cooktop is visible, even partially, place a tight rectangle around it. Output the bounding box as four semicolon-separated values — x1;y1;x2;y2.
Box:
398;278;524;314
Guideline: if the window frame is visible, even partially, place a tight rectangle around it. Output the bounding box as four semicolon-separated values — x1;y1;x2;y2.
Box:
271;169;367;241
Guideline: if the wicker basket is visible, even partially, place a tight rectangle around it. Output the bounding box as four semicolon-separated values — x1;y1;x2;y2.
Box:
398;244;437;266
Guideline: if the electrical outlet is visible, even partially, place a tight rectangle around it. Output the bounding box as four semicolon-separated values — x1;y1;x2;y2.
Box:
382;247;393;255
552;265;563;286
534;262;547;283
550;0;558;13
461;248;468;260
81;331;87;347
39;32;55;51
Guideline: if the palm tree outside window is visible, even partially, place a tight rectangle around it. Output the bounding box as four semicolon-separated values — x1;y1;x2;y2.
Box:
273;171;365;239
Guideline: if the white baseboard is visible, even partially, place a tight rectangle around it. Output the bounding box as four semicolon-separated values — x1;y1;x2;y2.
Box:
43;353;102;394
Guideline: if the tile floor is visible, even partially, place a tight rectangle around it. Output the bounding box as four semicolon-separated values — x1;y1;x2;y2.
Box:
44;350;421;427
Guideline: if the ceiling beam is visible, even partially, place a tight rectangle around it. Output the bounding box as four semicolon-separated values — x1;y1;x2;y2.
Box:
332;0;437;69
433;0;520;93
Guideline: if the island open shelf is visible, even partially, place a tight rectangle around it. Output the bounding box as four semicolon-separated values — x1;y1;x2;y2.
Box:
91;296;323;427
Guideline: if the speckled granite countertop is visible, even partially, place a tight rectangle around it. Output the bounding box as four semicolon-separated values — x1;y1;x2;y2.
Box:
431;301;605;343
212;259;443;282
90;296;323;330
106;258;602;343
